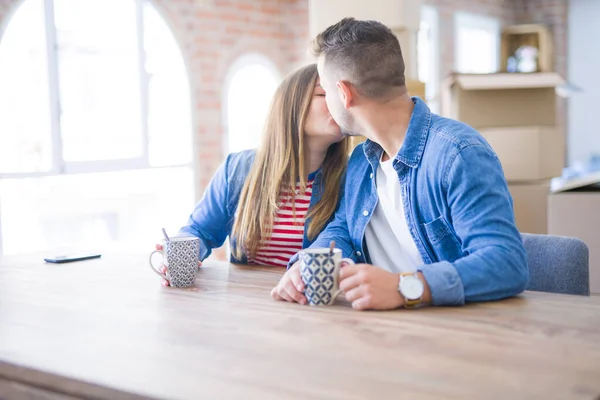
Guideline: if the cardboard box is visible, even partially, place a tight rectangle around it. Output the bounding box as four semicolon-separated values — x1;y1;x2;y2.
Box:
349;136;367;151
501;24;553;73
407;80;426;100
508;182;550;234
549;188;600;295
480;126;564;181
442;73;564;129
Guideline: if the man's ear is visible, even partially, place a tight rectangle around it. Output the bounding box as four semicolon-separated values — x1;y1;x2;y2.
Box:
336;80;354;110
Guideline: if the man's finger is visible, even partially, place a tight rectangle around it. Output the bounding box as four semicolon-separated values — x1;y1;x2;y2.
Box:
339;264;360;280
352;296;372;311
339;270;363;292
344;285;365;303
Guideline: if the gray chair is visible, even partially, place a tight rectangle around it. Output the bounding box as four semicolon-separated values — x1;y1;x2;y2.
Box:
521;233;590;296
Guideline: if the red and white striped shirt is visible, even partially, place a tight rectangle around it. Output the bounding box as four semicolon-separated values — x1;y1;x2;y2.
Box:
248;180;314;267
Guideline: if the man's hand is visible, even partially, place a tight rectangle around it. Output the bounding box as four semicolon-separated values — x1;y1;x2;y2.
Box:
339;264;403;310
271;262;307;305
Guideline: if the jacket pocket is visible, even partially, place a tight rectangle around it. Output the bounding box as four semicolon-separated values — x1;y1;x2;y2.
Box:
422;216;463;262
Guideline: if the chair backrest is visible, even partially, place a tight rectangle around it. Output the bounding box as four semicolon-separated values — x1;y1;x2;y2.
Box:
521;233;590;296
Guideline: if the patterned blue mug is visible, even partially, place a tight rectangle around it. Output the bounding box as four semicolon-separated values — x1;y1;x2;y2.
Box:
149;237;200;288
299;248;354;306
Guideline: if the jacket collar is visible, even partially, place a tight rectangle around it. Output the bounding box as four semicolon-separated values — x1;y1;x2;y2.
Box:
362;97;431;169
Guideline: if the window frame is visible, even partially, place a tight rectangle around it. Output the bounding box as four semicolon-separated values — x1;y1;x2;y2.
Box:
0;0;192;179
0;0;194;257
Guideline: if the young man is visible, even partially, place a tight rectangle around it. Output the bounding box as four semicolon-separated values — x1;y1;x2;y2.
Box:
271;17;528;310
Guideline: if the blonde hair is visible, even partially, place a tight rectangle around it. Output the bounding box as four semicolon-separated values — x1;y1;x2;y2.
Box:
231;64;349;260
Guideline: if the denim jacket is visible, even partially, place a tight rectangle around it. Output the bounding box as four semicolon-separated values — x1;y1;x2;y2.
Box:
179;150;330;263
293;97;529;306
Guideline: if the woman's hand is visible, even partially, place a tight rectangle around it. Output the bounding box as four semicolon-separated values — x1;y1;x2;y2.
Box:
270;262;307;304
155;243;202;287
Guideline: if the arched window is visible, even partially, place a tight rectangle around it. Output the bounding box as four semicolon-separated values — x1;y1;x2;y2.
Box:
0;0;194;255
223;54;280;154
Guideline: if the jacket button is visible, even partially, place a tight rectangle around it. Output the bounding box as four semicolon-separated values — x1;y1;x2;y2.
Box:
363;210;369;216
369;173;373;179
356;251;362;257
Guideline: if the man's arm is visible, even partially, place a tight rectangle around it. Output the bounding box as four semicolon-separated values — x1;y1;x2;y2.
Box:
419;143;529;305
287;184;355;268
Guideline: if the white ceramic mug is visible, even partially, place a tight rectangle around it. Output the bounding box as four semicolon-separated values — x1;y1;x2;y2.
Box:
299;248;354;306
149;237;200;288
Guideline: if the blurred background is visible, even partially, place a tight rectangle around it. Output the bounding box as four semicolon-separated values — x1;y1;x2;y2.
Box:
0;0;597;266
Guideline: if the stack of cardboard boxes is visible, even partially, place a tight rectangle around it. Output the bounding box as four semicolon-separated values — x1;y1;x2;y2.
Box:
549;172;600;295
442;72;566;234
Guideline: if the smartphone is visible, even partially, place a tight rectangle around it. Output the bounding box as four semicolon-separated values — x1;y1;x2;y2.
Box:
44;253;102;263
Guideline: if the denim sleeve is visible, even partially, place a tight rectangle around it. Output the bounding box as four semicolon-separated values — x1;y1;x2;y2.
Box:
419;144;529;305
178;155;232;261
287;183;355;268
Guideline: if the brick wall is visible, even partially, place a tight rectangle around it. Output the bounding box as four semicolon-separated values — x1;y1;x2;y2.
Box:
281;0;311;70
150;0;309;195
513;0;569;138
0;0;309;197
513;0;569;76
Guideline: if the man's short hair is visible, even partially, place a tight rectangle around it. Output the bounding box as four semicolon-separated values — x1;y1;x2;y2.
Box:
312;17;406;99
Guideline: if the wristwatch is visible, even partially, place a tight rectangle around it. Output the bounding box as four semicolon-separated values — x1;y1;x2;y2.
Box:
398;272;424;309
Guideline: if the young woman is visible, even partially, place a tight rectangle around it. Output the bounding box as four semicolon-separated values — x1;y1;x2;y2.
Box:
156;63;349;285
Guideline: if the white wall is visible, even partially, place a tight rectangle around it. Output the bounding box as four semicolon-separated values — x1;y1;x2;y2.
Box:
568;0;600;165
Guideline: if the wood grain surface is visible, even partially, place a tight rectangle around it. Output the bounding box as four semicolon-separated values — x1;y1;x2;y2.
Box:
1;253;599;400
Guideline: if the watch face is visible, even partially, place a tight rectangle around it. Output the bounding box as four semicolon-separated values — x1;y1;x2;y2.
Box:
400;275;424;300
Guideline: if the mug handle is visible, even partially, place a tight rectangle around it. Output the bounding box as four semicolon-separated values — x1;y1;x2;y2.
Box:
331;258;355;301
149;250;168;279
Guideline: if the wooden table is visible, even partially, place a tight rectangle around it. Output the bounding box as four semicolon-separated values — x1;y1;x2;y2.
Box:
1;254;600;400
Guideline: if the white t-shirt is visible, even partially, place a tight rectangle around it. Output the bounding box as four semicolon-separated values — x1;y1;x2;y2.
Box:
364;157;424;273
